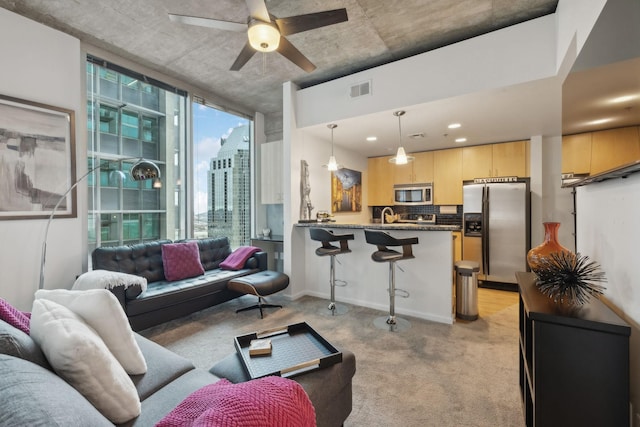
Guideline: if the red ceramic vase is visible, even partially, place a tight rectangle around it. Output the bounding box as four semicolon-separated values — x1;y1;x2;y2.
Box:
527;222;571;274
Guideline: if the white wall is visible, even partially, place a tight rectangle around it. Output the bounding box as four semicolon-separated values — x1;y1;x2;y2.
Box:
0;8;82;310
296;14;557;128
576;174;640;423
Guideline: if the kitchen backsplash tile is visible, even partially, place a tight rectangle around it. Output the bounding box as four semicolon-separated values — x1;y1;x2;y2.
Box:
372;205;462;226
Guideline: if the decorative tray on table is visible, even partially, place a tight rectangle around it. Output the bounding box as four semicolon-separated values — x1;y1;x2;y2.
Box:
234;322;342;379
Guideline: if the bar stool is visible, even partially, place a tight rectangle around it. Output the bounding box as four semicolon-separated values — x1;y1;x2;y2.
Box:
309;228;355;315
364;229;419;331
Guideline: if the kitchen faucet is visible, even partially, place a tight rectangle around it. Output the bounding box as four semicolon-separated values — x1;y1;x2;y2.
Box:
381;206;395;224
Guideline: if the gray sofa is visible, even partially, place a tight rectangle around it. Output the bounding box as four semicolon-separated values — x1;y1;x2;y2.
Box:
0;318;356;426
91;237;268;331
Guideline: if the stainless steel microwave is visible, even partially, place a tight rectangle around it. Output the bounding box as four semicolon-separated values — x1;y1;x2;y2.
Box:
394;183;433;205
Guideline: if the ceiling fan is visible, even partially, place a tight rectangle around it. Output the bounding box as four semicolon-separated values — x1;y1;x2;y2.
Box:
168;0;348;72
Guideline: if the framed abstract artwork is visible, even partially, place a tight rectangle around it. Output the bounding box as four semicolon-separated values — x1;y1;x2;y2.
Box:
0;95;76;220
331;168;362;213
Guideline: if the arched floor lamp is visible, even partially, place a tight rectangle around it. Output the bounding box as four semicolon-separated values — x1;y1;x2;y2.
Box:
38;158;162;290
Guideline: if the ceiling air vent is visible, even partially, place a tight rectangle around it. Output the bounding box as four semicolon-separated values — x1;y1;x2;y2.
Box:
349;80;371;98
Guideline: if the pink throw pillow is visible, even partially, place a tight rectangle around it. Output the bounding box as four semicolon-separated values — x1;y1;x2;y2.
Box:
0;298;30;334
161;242;205;281
155;377;315;427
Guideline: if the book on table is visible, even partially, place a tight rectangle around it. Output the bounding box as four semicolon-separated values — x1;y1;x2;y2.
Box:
249;338;272;356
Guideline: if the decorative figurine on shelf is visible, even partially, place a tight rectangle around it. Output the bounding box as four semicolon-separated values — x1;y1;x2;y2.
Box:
300;160;313;220
533;251;607;307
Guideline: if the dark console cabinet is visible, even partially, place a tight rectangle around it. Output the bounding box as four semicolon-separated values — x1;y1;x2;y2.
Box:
517;272;630;427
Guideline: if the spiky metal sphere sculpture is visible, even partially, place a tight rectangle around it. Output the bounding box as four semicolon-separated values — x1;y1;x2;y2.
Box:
534;251;606;305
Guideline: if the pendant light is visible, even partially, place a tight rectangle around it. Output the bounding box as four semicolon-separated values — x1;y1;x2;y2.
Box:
324;123;340;171
389;110;414;165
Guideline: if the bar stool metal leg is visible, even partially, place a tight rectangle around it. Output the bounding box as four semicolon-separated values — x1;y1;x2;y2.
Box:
373;261;411;331
326;254;348;315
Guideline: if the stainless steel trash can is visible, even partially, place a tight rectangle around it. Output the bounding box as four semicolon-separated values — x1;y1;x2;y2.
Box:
455;260;480;320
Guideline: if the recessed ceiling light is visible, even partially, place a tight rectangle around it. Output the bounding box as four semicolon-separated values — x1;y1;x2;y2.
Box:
366;136;377;142
448;123;461;129
455;137;467;143
610;95;636;103
587;118;613;126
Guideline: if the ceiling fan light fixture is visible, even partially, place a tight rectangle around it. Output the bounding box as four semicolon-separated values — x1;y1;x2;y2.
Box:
248;20;280;52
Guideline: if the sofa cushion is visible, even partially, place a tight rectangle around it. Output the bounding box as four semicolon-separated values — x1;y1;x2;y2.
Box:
189;237;232;271
0;298;30;334
30;299;141;424
0;319;50;369
155;377;315;427
161;242;205;281
130;334;195;401
92;240;172;283
35;289;147;375
118;369;220;427
126;268;252;317
0;354;113;426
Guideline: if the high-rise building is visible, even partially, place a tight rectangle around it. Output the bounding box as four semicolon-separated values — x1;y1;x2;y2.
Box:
86;57;188;251
208;124;251;248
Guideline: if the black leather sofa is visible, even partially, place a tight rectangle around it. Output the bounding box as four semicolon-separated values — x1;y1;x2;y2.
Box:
91;237;267;331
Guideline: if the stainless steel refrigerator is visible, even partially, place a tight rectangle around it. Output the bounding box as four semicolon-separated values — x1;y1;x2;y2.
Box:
462;178;530;285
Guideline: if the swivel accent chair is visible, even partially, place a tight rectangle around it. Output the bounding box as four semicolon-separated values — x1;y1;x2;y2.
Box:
364;229;419;331
309;228;355;315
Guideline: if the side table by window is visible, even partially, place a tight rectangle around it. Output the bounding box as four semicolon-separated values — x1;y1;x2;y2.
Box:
251;236;284;272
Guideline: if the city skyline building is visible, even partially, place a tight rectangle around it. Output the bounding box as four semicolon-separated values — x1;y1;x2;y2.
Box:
207;124;251;248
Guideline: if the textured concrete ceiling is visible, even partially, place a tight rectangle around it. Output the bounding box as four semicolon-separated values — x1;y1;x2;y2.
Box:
0;0;558;118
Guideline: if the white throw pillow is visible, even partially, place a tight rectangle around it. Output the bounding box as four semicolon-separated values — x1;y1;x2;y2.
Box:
30;299;141;424
35;289;146;375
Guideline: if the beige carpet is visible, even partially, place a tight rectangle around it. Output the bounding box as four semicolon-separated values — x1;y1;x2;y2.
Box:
140;294;525;427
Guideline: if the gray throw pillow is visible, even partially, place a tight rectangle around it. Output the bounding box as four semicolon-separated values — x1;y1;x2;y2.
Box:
0;320;50;369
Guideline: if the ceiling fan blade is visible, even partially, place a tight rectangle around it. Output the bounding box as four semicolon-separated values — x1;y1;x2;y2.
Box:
275;9;348;36
277;36;316;72
245;0;270;22
168;13;247;32
230;41;257;71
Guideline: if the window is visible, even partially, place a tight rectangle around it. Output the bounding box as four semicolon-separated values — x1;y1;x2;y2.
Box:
192;100;252;248
86;57;187;251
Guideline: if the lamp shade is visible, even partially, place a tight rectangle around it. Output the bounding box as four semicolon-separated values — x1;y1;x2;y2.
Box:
391;147;409;165
248;20;280;52
388;110;414;164
130;159;161;181
327;155;338;171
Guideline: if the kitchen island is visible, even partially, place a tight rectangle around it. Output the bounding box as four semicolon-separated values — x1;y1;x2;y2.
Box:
294;222;460;324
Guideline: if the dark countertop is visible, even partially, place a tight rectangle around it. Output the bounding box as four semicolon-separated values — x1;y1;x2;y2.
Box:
251;235;284;243
294;222;460;231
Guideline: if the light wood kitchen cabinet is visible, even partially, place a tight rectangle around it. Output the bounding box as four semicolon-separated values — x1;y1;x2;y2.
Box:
561;132;592;174
462;141;528;180
393;151;434;184
367;156;394;206
260;140;283;204
462;144;492;180
434;148;462;205
590;126;640;174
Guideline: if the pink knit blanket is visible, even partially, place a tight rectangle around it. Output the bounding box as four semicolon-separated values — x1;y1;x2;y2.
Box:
219;246;261;270
155;377;316;427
